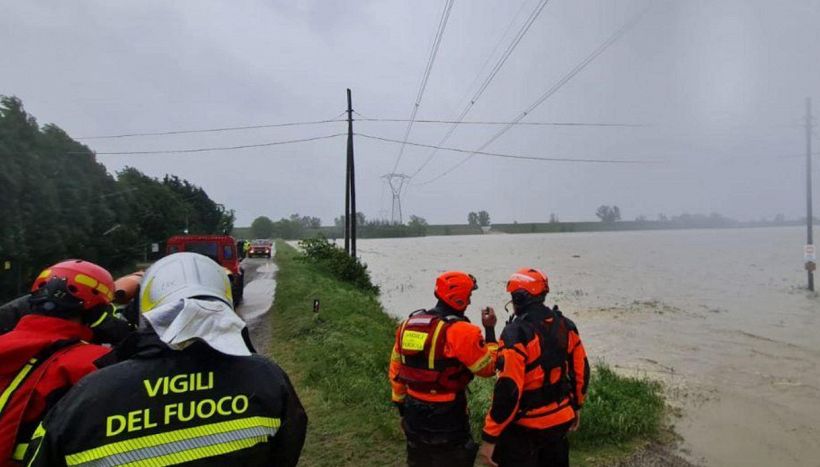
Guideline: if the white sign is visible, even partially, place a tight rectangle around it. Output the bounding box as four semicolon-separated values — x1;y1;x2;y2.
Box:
151;243;160;253
805;244;816;262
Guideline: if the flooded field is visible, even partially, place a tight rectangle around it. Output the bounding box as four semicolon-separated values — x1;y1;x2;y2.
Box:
357;227;819;467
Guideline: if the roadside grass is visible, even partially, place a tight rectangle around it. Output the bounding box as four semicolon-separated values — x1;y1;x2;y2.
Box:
269;241;668;466
270;241;404;466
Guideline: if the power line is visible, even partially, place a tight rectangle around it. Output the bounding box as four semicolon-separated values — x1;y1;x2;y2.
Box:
417;2;653;185
393;0;455;173
76;118;346;140
410;0;552;179
81;133;345;155
357;117;648;127
358;132;660;164
453;0;532;114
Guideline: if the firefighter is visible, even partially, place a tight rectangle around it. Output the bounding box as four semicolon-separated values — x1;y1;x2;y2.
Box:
25;252;307;467
390;271;499;467
479;268;589;467
0;260;115;465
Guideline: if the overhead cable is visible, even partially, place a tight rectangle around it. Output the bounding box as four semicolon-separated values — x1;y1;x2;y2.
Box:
392;0;456;172
357;117;647;127
76;118;346;140
358;132;660;164
411;0;552;179
83;133;346;155
417;2;653;185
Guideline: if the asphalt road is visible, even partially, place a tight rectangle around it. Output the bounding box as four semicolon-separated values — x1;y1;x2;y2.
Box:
236;255;277;356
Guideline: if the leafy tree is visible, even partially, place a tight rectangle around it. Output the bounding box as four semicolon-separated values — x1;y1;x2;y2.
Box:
250;216;275;238
0;96;235;301
549;213;559;223
407;215;428;236
477;210;491;227
467;212;479;226
596;205;621;223
162;175;234;234
334;212;365;228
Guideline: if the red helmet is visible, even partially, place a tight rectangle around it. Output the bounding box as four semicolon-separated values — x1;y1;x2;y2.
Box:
434;271;477;312
506;268;549;296
30;260;115;312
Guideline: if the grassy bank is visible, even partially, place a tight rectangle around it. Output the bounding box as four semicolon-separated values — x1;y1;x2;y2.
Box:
268;241;667;466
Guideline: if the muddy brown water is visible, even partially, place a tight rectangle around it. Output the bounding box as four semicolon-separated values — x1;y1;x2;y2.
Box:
355;227;819;467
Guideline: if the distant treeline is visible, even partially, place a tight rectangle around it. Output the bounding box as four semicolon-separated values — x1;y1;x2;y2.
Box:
0;96;234;301
237;212;429;240
236;211;807;241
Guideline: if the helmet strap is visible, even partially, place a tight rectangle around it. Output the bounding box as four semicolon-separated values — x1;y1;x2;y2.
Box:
510;290;546;314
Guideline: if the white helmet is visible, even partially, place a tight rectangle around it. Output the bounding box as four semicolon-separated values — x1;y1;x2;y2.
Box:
140;252;233;313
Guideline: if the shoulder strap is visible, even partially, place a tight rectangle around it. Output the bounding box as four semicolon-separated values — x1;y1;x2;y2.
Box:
0;338;82;417
0;338;84;461
441;314;467;323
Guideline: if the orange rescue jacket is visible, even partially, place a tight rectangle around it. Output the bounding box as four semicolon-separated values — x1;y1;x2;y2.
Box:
482;305;589;442
390;309;498;404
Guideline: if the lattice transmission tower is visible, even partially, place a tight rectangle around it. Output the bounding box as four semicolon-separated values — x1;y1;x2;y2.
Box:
381;173;411;224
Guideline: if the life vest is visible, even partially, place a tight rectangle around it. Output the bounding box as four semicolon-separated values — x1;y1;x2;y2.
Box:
517;307;571;414
395;310;473;395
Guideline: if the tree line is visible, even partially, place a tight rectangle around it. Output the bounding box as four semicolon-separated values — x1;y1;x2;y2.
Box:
245;212;430;240
0;96;234;300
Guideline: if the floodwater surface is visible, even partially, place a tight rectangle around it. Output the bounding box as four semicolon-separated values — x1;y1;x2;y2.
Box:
357;227;819;467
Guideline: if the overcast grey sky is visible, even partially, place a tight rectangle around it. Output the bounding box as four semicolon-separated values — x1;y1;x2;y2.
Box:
2;0;819;226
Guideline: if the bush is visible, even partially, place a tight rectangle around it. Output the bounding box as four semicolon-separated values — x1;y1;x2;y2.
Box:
570;364;665;446
297;236;379;294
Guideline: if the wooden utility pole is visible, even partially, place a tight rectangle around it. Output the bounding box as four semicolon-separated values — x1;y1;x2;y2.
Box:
344;92;352;256
805;98;815;291
348;89;357;258
344;89;357;258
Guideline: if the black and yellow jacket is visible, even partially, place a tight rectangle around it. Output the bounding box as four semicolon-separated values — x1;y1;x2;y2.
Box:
24;330;307;467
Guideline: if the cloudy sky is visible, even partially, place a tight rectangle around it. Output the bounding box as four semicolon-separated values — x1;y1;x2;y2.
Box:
2;0;819;226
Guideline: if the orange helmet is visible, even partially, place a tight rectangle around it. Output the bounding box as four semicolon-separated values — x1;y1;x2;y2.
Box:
434;271;477;312
506;268;549;296
30;260;115;313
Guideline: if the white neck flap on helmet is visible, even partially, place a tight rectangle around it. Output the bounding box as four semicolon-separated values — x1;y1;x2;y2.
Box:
140;252;250;356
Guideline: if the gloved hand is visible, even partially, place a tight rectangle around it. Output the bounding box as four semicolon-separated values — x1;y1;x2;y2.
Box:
481;307;497;328
84;305;134;345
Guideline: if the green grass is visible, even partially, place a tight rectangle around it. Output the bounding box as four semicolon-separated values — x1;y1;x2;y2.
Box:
268;241;668;466
269;241;404;466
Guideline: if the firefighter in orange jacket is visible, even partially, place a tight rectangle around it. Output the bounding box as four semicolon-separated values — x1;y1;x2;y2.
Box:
479;268;590;467
389;271;499;466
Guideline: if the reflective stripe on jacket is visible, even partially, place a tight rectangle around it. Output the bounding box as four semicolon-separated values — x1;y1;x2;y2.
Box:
390;307;498;404
24;332;307;467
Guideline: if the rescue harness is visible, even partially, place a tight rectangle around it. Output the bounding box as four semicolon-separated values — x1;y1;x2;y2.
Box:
516;307;571;416
395;310;473;395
